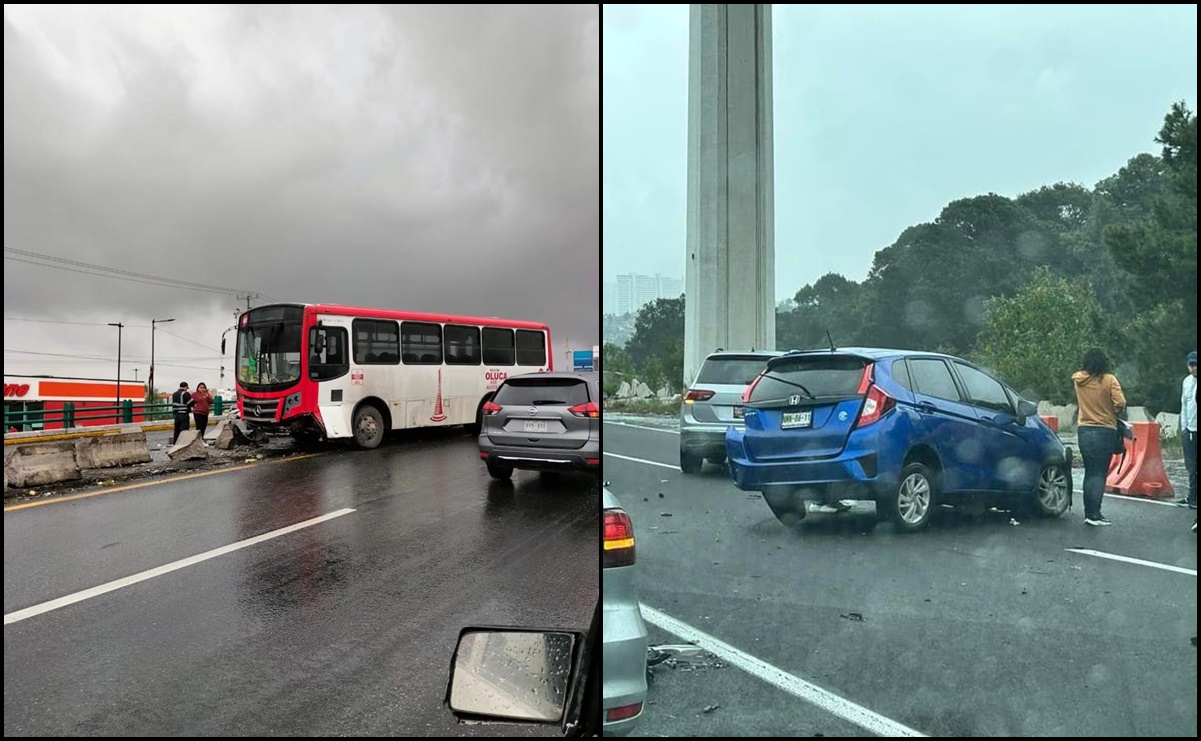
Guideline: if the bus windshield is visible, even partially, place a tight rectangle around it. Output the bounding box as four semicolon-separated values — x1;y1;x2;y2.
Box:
237;309;304;389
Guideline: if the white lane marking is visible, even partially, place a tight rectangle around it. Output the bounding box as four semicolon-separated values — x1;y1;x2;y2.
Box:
1072;487;1185;507
604;420;680;435
1066;548;1197;576
640;603;928;737
4;508;357;625
603;452;678;471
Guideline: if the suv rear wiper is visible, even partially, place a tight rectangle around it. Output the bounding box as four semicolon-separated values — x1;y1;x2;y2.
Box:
532;399;567;405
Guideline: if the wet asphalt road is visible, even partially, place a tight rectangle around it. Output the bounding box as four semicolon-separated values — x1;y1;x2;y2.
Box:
604;419;1197;738
4;428;599;736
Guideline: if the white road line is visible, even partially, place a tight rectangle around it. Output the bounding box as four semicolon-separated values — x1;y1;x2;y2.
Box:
603;451;678;471
1072;488;1185;507
1065;548;1197;576
640;603;928;737
4;508;357;625
604;420;680;434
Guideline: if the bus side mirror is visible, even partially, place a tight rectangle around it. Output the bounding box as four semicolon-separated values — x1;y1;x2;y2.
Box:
221;338;226;355
314;333;326;354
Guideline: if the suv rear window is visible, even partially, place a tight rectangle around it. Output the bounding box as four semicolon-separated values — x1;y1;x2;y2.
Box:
696;356;774;385
494;378;591;406
748;356;868;402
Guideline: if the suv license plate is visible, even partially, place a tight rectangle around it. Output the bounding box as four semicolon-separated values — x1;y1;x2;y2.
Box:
781;410;812;429
523;420;549;433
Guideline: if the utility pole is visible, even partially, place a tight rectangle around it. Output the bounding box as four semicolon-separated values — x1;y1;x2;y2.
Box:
150;317;175;400
108;322;124;422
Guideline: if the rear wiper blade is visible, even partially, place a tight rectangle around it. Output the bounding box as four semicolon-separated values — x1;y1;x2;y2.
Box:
532;399;567;405
760;373;815;399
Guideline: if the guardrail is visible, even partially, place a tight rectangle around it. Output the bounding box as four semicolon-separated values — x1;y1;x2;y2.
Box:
5;397;233;432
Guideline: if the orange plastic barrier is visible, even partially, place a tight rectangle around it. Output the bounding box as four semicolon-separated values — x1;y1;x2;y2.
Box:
1106;421;1174;499
1039;415;1059;433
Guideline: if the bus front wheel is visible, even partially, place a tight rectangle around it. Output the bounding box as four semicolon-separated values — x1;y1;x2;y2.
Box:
353;405;385;449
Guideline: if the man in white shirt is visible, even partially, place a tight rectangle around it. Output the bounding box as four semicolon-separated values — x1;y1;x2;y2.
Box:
1178;350;1197;509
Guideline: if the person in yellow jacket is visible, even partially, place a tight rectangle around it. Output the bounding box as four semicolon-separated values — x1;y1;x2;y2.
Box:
1071;348;1126;526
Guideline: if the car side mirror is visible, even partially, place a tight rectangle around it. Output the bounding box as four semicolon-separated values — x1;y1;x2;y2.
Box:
1016;398;1038;421
446;628;579;726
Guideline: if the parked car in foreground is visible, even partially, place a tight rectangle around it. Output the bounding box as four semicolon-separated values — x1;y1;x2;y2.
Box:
478;372;600;480
680;350;783;473
727;348;1072;532
602;487;647;736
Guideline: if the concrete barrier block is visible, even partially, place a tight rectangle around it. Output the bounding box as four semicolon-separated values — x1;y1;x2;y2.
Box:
1126;406;1152;422
1156;412;1180;439
4;441;82;488
75;430;152;469
206;419;237;449
167;430;209;460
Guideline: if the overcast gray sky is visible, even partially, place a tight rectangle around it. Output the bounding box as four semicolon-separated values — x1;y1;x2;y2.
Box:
4;4;599;387
603;4;1197;301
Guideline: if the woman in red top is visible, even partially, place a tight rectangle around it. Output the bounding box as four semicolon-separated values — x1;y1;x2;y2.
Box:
192;382;214;434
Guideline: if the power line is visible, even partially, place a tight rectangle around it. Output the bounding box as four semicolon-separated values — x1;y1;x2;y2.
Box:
4;246;259;296
3;316;116;327
155;326;220;352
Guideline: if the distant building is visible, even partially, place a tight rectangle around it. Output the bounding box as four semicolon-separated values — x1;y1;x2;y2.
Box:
613;273;684;316
4;375;145;431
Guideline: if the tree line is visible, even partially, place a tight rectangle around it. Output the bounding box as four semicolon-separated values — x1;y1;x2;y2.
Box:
606;102;1196;413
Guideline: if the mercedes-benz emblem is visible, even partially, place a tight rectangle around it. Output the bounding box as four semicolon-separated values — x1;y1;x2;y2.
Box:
528;407;538;416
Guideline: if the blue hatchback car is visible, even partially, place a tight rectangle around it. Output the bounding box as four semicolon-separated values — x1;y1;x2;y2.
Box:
726;348;1072;532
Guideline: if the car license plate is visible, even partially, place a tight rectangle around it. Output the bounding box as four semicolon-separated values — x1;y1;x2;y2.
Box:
523;420;549;433
781;410;812;429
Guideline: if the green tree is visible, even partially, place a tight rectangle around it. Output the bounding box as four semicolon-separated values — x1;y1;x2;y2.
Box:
625;297;685;375
777;272;865;351
977;268;1100;403
1103;102;1197;411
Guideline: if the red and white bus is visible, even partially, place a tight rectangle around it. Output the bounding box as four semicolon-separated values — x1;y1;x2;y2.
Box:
233;303;552;448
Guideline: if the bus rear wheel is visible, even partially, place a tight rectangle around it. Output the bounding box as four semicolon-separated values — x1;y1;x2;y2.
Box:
353;405;385;449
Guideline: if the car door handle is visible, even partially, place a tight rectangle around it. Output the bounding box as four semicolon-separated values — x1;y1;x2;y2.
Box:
916;401;937;414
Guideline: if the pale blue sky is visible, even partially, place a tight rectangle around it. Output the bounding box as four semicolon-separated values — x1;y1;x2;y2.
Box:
602;4;1197;301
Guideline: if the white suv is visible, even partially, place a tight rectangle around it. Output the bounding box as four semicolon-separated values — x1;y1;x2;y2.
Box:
679;350;783;473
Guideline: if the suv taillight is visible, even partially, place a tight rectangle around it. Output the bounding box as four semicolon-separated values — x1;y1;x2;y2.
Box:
683;389;715;404
603;509;635;568
569;401;600;418
742;374;764;404
482;401;502;415
856;384;896;427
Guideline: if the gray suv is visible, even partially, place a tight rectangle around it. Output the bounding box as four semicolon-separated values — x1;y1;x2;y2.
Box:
680;350;783;473
602;487;647;736
478;372;601;479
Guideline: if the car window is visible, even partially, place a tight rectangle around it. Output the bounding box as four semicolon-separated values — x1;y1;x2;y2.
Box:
749;356;866;402
954;362;1015;413
906;358;962;402
891;358;914;391
696;356;773;385
494;378;591;406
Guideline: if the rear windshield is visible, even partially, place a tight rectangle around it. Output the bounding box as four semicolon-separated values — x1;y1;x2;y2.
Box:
748;356;868;402
494;378;591;406
696;356;774;385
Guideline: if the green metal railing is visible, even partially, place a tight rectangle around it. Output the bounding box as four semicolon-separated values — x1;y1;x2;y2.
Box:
5;397;232;433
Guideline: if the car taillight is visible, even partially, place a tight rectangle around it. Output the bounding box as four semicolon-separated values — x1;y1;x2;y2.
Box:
741;374;764;403
606;703;643;723
856;384;896;427
569;401;600;418
683;389;715;404
856;363;874;394
482;401;502;415
603;509;635;568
